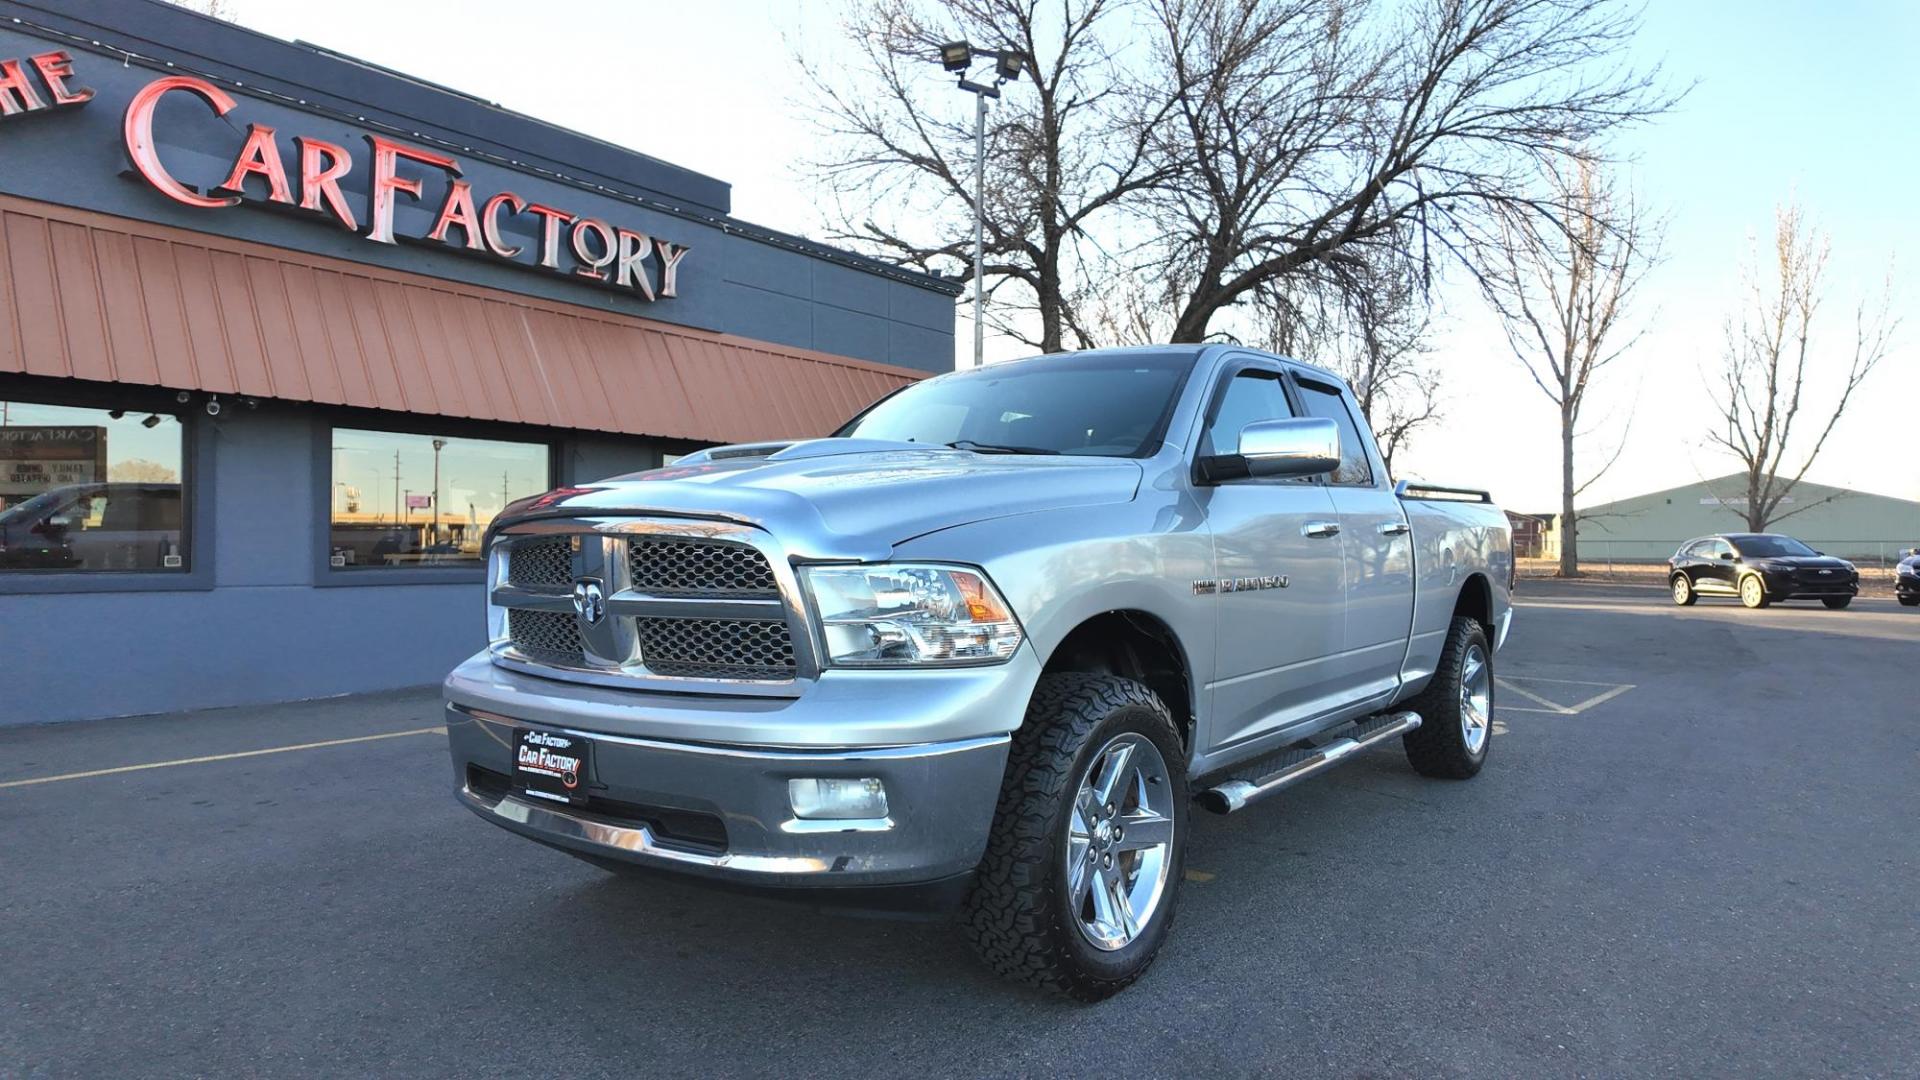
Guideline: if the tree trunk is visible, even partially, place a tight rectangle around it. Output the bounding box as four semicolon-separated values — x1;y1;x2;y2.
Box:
1558;404;1579;577
1036;258;1063;354
1745;470;1766;531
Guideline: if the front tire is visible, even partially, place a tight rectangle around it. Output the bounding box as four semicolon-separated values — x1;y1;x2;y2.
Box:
1900;595;1920;608
962;673;1187;1002
1402;616;1494;779
1822;596;1852;609
1740;574;1771;609
1671;574;1697;606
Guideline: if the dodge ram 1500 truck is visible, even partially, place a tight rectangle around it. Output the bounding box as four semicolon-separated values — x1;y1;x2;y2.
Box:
444;345;1514;1000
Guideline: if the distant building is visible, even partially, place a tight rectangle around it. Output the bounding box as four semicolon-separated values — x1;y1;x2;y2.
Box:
1506;511;1554;559
1541;474;1920;566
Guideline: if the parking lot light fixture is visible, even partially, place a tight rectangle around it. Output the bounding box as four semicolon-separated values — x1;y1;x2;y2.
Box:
929;41;1023;369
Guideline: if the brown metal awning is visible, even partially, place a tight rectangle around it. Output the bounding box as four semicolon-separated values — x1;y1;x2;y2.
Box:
0;194;925;443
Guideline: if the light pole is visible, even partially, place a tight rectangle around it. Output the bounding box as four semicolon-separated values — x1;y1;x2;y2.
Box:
936;41;1023;369
430;438;447;547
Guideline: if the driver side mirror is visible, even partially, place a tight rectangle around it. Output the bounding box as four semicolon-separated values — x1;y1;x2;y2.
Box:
1718;551;1735;560
1198;417;1341;483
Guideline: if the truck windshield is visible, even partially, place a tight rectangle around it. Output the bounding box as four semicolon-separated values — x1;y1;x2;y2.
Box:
835;350;1198;457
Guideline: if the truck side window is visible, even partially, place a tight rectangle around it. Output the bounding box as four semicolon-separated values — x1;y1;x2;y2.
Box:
1294;379;1375;487
1203;370;1292;456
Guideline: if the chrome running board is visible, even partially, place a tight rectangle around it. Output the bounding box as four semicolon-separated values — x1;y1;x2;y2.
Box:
1196;710;1423;815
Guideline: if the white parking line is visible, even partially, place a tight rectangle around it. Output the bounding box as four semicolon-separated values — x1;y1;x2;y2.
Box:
0;726;446;790
1496;676;1637;716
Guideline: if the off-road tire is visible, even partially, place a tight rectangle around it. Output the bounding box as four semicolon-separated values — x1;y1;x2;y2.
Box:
1822;596;1852;609
961;672;1188;1002
1670;574;1697;606
1402;616;1493;780
1740;574;1771;608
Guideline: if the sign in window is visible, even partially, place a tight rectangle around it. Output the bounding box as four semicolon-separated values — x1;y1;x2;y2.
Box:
0;400;186;573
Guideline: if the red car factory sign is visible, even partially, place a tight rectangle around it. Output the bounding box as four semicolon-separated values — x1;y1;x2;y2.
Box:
0;48;689;303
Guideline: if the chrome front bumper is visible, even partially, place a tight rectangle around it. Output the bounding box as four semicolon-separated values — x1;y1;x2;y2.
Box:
445;703;1011;890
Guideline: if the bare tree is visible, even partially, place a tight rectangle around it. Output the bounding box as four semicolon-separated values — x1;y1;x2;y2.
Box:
1133;0;1675;345
802;0;1173;353
1249;250;1440;477
1705;203;1896;532
1480;155;1655;577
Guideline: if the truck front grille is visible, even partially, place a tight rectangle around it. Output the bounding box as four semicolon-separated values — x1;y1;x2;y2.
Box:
507;537;572;586
627;537;778;597
636;617;796;679
507;608;584;665
492;524;806;688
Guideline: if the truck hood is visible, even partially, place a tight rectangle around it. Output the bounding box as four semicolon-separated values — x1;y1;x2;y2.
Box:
496;438;1143;559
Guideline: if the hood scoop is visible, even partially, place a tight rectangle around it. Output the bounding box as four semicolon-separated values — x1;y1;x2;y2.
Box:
679;437;931;465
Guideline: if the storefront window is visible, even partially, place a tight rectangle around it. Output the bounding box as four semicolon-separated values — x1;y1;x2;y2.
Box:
0;400;187;573
328;427;548;570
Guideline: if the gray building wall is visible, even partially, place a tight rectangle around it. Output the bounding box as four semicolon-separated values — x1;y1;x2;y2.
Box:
2;388;670;726
0;3;958;726
1552;474;1920;565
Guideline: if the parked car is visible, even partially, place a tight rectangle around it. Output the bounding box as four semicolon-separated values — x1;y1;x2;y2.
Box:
442;345;1514;1000
1668;533;1859;609
1897;548;1919;607
0;481;183;571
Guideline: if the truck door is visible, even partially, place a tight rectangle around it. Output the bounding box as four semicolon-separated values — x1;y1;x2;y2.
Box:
1192;361;1347;750
1293;374;1416;708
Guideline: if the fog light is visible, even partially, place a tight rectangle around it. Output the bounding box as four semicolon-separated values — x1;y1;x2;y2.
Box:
788;777;889;820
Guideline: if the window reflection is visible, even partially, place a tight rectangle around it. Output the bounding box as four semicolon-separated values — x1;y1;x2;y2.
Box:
328;428;548;570
0;400;187;572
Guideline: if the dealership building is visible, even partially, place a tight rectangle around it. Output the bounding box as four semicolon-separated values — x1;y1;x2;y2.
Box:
0;0;958;726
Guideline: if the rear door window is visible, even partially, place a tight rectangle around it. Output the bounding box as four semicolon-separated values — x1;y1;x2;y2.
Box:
1293;377;1375;487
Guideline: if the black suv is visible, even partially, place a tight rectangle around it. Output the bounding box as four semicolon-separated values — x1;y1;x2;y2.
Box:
1668;533;1859;609
1897;548;1919;607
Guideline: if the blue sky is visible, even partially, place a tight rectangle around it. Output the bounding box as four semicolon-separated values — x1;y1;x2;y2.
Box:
220;0;1916;512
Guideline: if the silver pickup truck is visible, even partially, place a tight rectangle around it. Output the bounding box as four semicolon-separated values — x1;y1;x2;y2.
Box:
443;345;1514;1000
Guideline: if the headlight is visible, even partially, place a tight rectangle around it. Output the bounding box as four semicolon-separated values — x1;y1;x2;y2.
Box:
802;563;1023;666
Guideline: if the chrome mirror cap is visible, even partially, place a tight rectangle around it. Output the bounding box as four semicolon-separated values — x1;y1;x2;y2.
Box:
1236;417;1341;478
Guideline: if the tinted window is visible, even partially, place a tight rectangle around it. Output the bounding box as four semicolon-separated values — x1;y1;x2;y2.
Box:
1732;534;1817;558
1203;369;1293;454
329;428;549;570
838;350;1198;457
0;400;187;573
1294;378;1374;486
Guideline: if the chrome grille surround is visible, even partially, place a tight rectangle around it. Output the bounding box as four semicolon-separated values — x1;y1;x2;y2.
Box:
488;518;814;696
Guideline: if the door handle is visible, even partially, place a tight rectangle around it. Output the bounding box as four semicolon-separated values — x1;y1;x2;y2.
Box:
1377;521;1411;536
1302;520;1341;539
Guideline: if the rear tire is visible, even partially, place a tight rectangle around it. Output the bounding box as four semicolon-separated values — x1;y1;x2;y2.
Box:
1739;574;1771;609
962;673;1188;1002
1402;616;1493;780
1900;596;1920;607
1822;596;1852;609
1670;574;1696;606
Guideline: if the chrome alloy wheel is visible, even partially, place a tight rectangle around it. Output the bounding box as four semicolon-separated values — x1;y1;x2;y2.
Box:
1066;732;1176;952
1741;575;1764;607
1672;576;1690;603
1460;642;1492;755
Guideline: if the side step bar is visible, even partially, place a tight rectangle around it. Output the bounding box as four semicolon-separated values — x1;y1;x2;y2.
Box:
1195;711;1422;815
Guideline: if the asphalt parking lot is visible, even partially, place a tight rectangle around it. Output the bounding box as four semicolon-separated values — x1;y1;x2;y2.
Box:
4;581;1916;1077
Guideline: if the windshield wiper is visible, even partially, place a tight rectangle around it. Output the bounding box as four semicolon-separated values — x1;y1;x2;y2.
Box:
945;439;1061;456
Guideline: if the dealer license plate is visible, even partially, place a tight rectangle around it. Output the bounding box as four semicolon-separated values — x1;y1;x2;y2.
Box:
513;728;593;805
